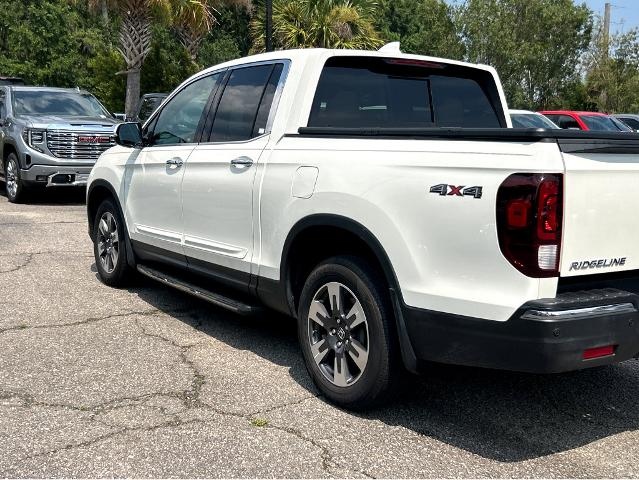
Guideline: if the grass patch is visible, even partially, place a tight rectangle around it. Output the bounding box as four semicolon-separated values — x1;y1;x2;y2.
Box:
251;418;269;427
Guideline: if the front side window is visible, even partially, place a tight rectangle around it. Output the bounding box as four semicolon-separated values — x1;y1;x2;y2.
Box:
556;115;581;129
149;74;219;146
209;64;283;142
308;56;503;129
12;90;110;117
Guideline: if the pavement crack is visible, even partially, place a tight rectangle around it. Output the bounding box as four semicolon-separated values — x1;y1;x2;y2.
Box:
0;309;162;335
0;253;34;274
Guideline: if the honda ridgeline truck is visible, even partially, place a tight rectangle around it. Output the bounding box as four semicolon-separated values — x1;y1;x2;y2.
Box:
86;46;639;409
0;86;118;202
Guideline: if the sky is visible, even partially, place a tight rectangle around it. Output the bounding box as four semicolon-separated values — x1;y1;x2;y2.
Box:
584;0;639;33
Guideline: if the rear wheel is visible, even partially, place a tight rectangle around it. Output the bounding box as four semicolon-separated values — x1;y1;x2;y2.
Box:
93;199;135;287
5;153;26;203
297;256;400;409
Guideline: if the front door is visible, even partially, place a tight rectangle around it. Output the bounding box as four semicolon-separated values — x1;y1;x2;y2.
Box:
181;63;285;287
124;73;221;258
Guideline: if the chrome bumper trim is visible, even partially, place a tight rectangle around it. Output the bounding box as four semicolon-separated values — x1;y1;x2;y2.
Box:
521;302;638;321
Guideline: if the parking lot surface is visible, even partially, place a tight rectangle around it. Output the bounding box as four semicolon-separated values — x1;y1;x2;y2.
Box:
0;190;638;478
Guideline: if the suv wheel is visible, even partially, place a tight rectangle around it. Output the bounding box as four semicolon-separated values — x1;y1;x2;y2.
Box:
93;199;135;287
5;153;25;203
298;256;399;409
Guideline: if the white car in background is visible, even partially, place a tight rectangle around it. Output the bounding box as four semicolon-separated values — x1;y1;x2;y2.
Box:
509;109;560;129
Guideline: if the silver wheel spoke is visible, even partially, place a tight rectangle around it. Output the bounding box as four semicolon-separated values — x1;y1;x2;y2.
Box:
311;339;329;366
309;300;331;329
99;219;109;236
97;242;106;256
327;282;342;315
111;230;119;244
333;355;349;387
346;302;365;329
109;249;118;268
347;339;368;372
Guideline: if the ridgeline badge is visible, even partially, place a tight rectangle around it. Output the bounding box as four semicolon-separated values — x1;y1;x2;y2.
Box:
569;257;627;271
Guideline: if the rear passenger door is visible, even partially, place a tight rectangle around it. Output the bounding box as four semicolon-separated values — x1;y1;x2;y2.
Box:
181;62;286;288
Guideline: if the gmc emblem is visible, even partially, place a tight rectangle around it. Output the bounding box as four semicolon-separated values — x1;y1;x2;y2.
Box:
78;135;110;144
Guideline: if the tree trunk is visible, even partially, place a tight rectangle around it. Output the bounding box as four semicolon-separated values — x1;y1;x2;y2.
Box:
101;0;109;24
125;68;141;121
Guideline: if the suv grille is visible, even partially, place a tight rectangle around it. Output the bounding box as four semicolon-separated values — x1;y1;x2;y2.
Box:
47;130;115;160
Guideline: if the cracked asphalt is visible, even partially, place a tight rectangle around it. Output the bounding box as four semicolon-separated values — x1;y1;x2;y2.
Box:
1;188;638;478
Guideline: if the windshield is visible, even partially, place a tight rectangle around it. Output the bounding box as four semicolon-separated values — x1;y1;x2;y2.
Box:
510;113;558;129
580;114;627;132
12;90;111;117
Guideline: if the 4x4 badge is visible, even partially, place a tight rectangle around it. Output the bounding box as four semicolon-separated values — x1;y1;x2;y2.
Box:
429;184;483;199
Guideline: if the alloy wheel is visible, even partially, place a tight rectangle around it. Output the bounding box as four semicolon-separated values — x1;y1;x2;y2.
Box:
6;158;18;199
307;282;370;387
97;211;119;274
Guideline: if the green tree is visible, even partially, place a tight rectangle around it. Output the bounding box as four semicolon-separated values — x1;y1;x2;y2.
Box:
376;0;463;59
250;0;383;51
84;0;213;118
456;0;592;110
585;25;639;113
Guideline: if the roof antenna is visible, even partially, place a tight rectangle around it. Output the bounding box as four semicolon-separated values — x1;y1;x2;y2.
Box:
379;42;401;53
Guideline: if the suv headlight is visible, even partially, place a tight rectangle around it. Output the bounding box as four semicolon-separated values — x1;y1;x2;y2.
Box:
22;128;46;152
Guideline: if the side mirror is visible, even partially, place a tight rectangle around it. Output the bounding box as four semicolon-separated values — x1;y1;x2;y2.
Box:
115;122;143;148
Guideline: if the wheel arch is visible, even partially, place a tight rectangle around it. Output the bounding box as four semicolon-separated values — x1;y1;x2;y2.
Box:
86;179;136;269
271;214;418;372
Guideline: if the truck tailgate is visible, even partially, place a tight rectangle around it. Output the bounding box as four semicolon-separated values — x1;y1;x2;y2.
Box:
560;137;639;276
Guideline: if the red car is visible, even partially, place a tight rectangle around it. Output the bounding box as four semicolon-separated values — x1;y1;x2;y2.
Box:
539;110;632;132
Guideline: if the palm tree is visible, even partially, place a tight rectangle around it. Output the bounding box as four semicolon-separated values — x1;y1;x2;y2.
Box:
173;0;251;62
84;0;213;119
251;0;382;52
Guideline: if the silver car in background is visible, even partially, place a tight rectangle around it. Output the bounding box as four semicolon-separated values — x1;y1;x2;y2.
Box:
0;86;119;203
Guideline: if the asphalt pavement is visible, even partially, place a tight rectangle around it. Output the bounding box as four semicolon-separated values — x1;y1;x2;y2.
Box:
0;188;638;478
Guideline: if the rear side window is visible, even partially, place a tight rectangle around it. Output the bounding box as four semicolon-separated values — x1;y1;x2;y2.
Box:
308;56;503;129
209;63;283;142
620;117;639;130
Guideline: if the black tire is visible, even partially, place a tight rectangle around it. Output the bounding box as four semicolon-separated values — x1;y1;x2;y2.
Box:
93;198;135;287
297;256;400;410
4;152;27;203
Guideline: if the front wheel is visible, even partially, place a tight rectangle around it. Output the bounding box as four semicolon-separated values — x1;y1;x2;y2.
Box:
93;199;135;287
297;256;400;409
5;153;26;203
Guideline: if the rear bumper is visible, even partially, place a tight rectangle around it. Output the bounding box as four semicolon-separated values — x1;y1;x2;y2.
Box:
402;288;639;373
21;164;93;187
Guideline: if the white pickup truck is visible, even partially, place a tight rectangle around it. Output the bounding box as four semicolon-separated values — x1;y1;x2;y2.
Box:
87;46;639;409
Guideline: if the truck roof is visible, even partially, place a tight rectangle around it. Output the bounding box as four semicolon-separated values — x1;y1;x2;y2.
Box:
540;110;610;117
7;86;93;95
197;48;500;77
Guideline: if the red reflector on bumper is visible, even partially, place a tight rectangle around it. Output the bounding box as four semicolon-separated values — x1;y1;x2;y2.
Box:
583;345;616;360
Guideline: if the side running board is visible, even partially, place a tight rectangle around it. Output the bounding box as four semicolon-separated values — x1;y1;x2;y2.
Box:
137;264;260;315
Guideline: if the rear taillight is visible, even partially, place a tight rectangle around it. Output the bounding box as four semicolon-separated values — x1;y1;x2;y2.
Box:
496;173;563;277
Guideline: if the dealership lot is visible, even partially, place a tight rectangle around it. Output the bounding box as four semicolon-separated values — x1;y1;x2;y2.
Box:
1;191;638;478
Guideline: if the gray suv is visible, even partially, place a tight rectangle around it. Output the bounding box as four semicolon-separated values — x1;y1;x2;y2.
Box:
0;86;119;203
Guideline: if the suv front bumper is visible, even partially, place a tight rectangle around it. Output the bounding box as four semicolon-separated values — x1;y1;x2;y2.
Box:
401;288;639;373
21;164;93;187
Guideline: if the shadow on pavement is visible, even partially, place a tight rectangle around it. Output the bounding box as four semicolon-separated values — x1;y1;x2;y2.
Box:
0;185;86;205
125;273;639;463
